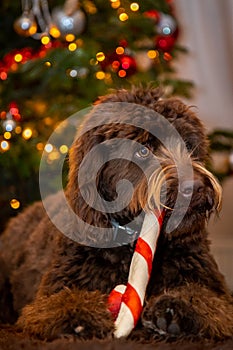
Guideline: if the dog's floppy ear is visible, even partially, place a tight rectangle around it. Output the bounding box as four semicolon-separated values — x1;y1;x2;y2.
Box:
66;126;111;246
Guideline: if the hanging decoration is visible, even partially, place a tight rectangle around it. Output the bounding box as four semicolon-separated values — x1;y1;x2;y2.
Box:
144;8;178;52
14;0;85;41
51;0;86;36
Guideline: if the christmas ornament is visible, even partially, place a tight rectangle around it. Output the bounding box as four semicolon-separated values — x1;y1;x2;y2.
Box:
156;34;176;52
14;0;53;40
144;9;160;23
156;13;177;36
51;0;86;36
144;9;178;52
51;8;85;36
108;211;163;338
13;0;86;40
14;13;37;37
102;53;137;77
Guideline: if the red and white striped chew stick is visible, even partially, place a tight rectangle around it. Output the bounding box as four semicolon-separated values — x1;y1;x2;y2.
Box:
108;211;163;338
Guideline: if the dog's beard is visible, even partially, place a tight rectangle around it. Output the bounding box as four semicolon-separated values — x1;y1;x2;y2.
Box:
143;161;222;235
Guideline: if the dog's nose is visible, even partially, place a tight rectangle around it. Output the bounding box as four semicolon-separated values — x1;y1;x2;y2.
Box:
180;180;204;198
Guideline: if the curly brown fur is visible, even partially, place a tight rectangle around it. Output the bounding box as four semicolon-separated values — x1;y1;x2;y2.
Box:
0;86;232;343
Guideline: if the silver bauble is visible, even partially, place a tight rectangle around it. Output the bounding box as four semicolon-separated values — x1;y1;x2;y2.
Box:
51;7;86;36
157;13;176;36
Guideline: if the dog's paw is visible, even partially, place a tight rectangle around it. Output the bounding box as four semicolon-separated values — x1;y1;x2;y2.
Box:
141;295;200;337
69;310;114;340
17;289;114;340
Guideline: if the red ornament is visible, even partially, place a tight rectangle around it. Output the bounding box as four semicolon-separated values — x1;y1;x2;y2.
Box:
9;101;21;122
155;34;176;52
101;53;137;77
118;39;128;48
144;9;160;22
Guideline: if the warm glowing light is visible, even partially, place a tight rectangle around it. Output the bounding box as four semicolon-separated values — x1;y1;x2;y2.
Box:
68;43;77;51
22;128;32;140
118;69;126;77
111;61;120;70
84;0;97;14
1;140;10;151
36;142;44;151
96;52;105;62
130;3;139;11
119;13;129;21
11;63;18;71
116;46;124;55
49;25;61;38
105;72;112;84
39;49;46;58
147;50;158;59
29;24;37;36
122;60;129;69
45;61;51;67
163;52;172;61
44;117;53;125
95;71;105;80
15;126;22;134
48;150;60;161
90;58;98;66
4;132;11;140
111;0;120;8
14;53;23;63
44;143;53;153
41;35;50;45
66;34;75;42
76;39;83;47
10;199;20;210
10;106;19;115
59;145;69;154
0;71;7;80
0;111;6;119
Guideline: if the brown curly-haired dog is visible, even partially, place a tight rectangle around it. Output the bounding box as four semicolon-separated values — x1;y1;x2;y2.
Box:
0;87;232;342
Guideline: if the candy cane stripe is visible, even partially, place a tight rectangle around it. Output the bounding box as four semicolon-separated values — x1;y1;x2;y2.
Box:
109;211;163;338
121;283;143;326
135;237;153;275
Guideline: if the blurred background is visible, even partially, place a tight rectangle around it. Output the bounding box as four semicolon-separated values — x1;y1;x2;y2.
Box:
174;0;233;289
0;0;232;287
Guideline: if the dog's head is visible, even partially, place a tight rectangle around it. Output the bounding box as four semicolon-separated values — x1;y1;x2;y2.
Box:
67;87;221;246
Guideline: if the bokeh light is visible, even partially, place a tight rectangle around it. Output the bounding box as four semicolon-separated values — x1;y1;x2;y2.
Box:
10;199;20;210
22;128;33;140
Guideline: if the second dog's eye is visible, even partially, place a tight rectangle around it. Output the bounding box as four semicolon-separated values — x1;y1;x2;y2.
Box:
135;146;150;159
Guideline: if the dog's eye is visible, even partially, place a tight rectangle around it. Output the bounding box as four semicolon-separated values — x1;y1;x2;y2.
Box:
135;146;150;159
185;141;193;152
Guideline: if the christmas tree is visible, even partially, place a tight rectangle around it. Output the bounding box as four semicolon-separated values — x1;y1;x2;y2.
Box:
0;0;195;229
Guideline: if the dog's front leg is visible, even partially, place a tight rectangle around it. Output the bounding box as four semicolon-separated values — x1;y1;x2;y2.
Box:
17;287;114;340
141;284;233;340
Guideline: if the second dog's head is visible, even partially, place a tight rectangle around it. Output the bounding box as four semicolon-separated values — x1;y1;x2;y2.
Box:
67;87;221;247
